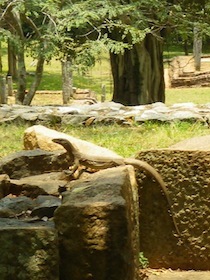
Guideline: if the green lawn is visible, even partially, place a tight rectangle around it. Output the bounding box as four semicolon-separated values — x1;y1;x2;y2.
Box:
1;48;210;159
166;87;210;105
0;121;209;159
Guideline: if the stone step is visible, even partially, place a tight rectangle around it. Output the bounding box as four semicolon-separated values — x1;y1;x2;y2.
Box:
143;269;210;280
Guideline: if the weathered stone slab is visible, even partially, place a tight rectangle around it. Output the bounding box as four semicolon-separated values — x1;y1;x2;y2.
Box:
54;166;139;280
136;149;210;270
61;114;92;125
10;172;68;197
31;195;61;218
0;219;59;280
0;196;35;218
0;149;70;179
169;134;210;150
0;174;10;198
23;125;122;159
0;194;61;219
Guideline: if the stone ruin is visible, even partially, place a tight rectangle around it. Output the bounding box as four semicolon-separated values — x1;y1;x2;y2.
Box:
0;124;210;279
167;55;210;88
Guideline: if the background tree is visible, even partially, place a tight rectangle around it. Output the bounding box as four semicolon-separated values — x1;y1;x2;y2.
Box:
1;0;210;105
49;0;168;105
0;0;55;104
166;0;210;69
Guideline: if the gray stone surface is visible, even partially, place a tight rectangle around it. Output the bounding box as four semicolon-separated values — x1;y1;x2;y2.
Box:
10;172;68;197
0;218;59;280
0;149;70;179
0;196;35;217
31;195;61;218
0;193;61;219
0;102;210;125
54;165;139;280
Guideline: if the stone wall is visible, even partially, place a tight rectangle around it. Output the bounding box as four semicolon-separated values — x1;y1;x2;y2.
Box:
137;149;210;270
0;147;140;280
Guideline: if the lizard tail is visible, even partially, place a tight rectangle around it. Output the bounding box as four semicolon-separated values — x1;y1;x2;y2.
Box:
124;158;181;236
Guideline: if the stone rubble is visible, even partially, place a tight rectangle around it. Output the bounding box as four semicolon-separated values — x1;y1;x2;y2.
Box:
1;119;210;278
0;128;139;279
1;101;210;126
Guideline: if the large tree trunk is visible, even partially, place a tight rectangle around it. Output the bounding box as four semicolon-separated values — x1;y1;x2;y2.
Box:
110;34;165;105
23;56;45;105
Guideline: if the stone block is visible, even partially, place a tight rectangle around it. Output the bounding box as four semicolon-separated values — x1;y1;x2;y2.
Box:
0;219;59;280
136;149;210;270
54;166;139;280
0;149;70;179
10;172;68;197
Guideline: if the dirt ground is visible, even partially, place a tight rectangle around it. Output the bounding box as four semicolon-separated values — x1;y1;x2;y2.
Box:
141;269;210;280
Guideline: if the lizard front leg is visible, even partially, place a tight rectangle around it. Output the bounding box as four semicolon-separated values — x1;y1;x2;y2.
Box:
69;158;86;179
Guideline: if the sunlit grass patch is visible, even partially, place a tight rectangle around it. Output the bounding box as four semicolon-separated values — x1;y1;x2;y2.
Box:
0;123;28;158
166;88;210;105
0;121;209;159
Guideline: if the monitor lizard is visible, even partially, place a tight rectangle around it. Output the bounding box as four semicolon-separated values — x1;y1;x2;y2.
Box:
52;137;181;237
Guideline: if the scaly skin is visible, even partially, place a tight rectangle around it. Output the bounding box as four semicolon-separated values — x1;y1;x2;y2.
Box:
53;138;180;237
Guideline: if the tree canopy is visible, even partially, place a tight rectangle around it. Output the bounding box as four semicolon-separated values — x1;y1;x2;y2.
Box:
1;0;210;105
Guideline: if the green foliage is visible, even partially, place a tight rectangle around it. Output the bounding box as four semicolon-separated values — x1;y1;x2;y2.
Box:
139;252;149;269
0;123;28;158
165;0;210;49
2;0;210;104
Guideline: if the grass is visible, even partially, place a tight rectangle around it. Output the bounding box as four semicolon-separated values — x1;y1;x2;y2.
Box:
61;121;210;157
0;121;209;159
1;47;210;159
28;86;210;106
0;123;28;158
166;88;210;105
2;51;113;100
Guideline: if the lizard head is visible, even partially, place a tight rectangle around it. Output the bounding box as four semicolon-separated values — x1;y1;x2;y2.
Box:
52;138;75;153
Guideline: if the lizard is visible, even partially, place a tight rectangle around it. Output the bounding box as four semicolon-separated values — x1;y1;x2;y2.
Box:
52;137;181;238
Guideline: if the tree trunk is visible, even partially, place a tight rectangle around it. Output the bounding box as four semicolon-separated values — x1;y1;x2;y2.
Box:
110;34;165;105
0;76;7;104
193;25;202;71
7;39;17;79
7;76;13;96
23;56;45;105
0;42;2;73
61;57;73;104
15;43;27;104
184;39;189;56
